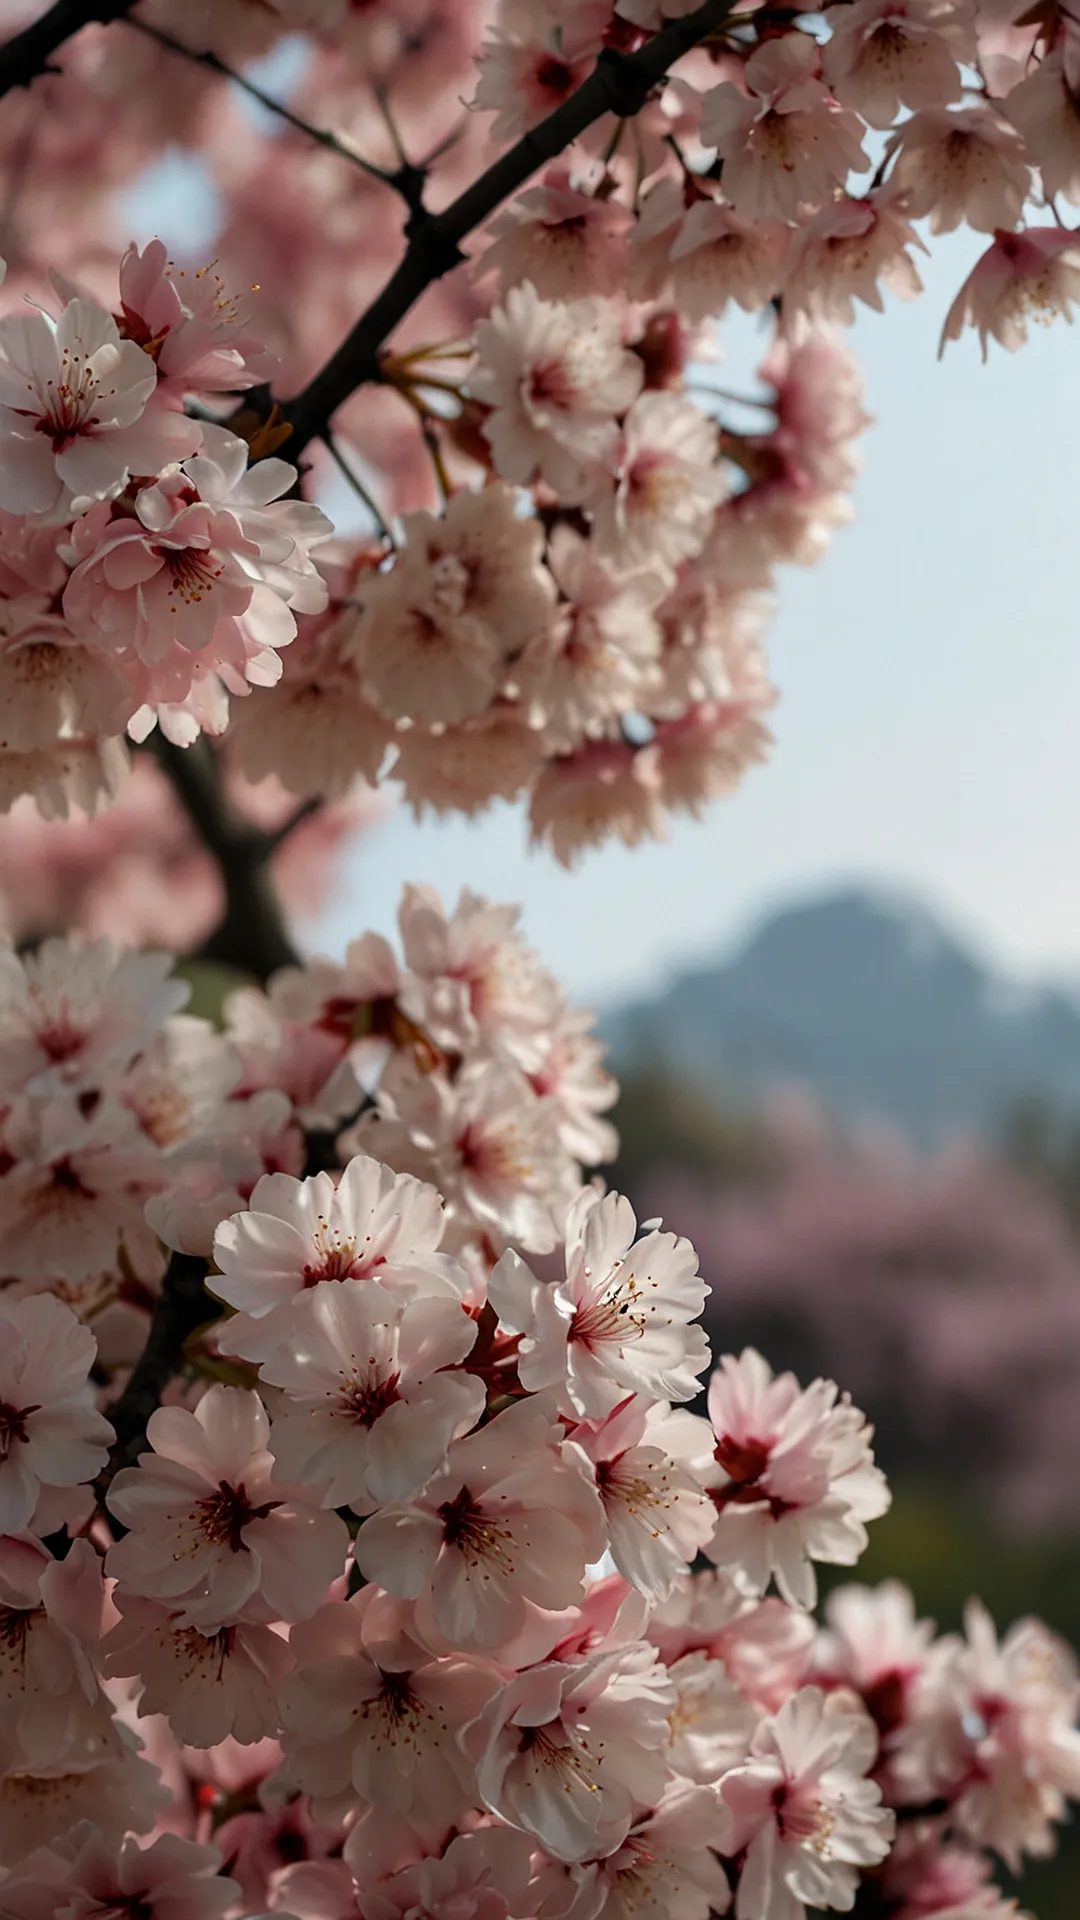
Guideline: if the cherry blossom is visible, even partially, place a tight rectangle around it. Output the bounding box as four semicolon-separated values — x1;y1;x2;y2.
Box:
106;1385;348;1629
0;299;201;517
212;1155;469;1364
700;38;870;223
42;1829;239;1920
721;1687;894;1918
101;1591;292;1748
352;1395;606;1651
462;1640;675;1861
566;1396;717;1600
703;1348;891;1609
0;1293;113;1531
63;427;331;677
472;284;644;502
883;106;1032;234
821;0;976;128
940;227;1080;357
0;935;187;1102
280;1591;496;1823
489;1186;710;1418
593;392;726;576
259;1278;484;1506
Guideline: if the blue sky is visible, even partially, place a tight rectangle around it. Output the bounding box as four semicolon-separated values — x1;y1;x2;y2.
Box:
126;156;1080;1014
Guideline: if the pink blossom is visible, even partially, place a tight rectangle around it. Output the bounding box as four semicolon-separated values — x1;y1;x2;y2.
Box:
883;105;1031;234
547;1782;734;1920
0;1293;113;1531
0;299;200;517
473;2;593;144
0;934;187;1103
116;238;275;407
529;737;669;866
280;1590;497;1824
700;37;869;222
1005;50;1080;205
0;1093;163;1283
566;1395;717;1600
0;1736;167;1865
518;526;664;751
352;1395;606;1651
101;1591;292;1747
720;1687;894;1919
395;707;545;821
822;0;975;128
526;998;619;1167
63;427;330;676
472;283;644;503
341;1827;536;1920
488;1186;710;1418
479;170;634;301
106;1384;348;1630
259;1278;484;1507
592;392;726;576
933;1601;1080;1869
211;1154;469;1365
355;1055;580;1255
0;1539;106;1771
939;227;1080;357
667;199;790;323
704;1349;891;1609
397;883;560;1071
653;691;775;820
462;1640;674;1861
0;594;131;753
649;1571;816;1713
356;484;554;726
227;593;390;800
665;1650;759;1785
46;1828;239;1920
780;194;926;326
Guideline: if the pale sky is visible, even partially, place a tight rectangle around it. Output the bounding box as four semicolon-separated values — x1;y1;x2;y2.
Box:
126;149;1080;1015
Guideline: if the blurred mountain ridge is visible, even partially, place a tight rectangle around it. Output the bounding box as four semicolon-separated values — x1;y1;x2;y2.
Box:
600;885;1080;1144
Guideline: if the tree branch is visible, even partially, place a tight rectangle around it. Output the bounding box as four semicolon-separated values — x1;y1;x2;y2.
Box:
99;1252;214;1489
281;0;739;455
0;0;138;100
125;15;416;197
148;734;302;983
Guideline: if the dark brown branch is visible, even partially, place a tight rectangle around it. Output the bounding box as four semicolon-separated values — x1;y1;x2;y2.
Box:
148;734;302;983
281;0;739;455
0;0;138;100
99;1252;214;1489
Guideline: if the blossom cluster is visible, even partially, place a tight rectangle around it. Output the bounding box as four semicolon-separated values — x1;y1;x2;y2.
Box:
0;0;1076;857
0;898;1072;1920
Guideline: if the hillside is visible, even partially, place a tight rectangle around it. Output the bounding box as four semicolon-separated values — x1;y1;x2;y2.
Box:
601;888;1080;1143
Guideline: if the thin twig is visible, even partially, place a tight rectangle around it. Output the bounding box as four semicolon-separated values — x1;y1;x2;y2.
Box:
279;0;741;456
125;15;400;191
0;0;137;100
327;434;396;545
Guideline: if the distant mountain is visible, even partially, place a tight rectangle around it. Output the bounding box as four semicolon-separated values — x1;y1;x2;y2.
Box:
600;887;1080;1144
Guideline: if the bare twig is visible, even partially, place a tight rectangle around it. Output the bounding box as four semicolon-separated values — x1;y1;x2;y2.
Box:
327;434;396;545
125;15;406;193
280;0;739;456
0;0;138;100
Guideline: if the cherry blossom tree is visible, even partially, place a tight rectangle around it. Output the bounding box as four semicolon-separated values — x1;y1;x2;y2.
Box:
0;0;1075;1915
